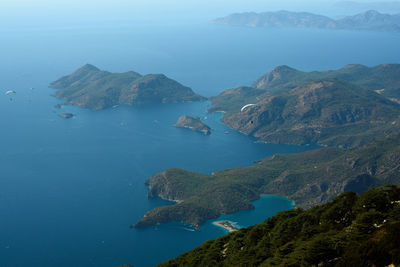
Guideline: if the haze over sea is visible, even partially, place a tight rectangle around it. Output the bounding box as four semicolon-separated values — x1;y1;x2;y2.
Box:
1;3;400;266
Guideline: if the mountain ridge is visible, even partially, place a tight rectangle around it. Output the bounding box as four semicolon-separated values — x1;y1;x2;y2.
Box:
209;64;400;147
221;78;400;147
50;64;206;110
213;9;400;32
134;133;400;228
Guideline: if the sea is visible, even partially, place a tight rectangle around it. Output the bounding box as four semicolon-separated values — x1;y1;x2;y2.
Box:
1;17;400;267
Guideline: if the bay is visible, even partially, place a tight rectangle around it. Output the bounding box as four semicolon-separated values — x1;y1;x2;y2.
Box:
0;21;399;267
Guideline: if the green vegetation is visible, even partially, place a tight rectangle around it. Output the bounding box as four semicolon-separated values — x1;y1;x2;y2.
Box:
222;79;400;147
210;64;400;115
50;64;206;110
134;134;400;228
133;64;400;231
159;185;400;266
210;64;400;147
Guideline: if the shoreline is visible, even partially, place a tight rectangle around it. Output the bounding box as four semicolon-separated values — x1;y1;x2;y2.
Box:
212;220;240;233
259;194;296;207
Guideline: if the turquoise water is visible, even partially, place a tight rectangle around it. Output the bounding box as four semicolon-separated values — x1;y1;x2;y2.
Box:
213;195;295;232
0;21;399;267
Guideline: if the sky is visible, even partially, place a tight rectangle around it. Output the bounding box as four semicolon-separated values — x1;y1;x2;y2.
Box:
1;0;400;28
0;0;320;17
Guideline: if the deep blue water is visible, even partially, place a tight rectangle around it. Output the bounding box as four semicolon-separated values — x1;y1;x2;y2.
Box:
0;21;399;267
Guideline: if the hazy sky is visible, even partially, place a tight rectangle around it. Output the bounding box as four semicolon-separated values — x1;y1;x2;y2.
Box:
1;0;399;27
0;0;327;14
0;0;384;14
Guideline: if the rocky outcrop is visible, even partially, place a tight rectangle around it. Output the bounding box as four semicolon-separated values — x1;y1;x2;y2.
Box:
174;115;211;135
58;113;74;119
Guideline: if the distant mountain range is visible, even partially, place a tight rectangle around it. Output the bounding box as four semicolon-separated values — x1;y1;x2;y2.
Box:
50;64;206;110
334;1;400;13
213;10;400;32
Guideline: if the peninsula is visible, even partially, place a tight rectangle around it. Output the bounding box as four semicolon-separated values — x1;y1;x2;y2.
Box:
213;10;400;32
209;64;400;148
50;64;206;110
134;133;400;228
174;115;211;135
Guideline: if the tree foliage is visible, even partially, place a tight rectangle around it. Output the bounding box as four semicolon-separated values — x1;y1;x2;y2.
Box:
159;185;400;267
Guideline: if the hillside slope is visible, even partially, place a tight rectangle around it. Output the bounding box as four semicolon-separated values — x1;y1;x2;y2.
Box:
134;134;400;228
221;79;400;147
209;64;400;147
51;64;206;109
159;185;400;267
210;64;400;115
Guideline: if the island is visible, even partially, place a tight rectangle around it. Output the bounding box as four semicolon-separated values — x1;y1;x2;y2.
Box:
213;10;400;32
158;185;400;267
58;113;74;119
174;115;211;135
50;64;206;110
213;220;240;233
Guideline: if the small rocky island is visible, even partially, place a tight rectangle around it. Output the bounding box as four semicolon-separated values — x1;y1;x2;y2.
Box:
174;115;211;135
59;113;74;119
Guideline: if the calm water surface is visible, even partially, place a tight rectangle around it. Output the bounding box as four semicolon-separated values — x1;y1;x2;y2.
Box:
0;21;399;266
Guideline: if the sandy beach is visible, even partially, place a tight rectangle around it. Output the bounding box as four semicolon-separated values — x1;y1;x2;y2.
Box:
213;220;240;233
